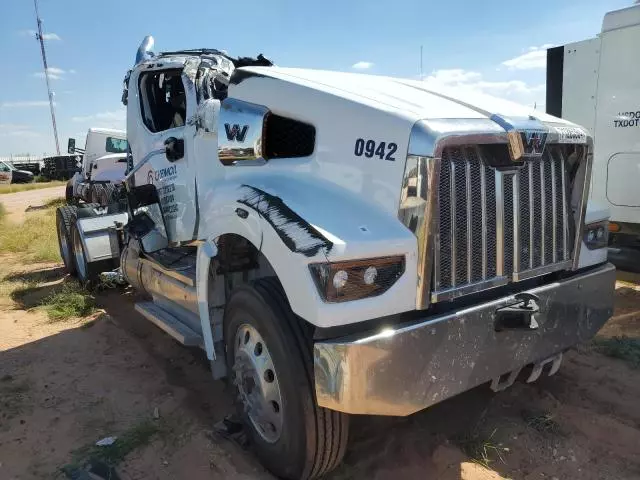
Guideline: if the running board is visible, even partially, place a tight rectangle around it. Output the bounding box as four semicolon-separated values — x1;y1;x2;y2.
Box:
135;302;203;346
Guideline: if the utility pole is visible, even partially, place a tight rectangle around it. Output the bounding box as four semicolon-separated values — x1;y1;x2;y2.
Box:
33;0;60;155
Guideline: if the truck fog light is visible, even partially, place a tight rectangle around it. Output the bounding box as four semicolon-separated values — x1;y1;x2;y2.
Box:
333;270;348;289
363;266;377;285
309;256;405;303
583;221;609;250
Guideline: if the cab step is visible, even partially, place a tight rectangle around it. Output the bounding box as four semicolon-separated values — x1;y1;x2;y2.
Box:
134;301;203;346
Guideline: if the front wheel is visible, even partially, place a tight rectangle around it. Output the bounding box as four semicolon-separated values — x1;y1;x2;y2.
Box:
224;278;349;479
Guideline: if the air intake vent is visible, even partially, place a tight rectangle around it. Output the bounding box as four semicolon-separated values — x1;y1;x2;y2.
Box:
264;115;315;159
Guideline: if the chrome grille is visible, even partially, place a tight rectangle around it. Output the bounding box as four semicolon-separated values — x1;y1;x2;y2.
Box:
433;145;574;300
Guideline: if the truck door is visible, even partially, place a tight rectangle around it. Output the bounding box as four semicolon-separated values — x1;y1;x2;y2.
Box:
0;161;12;185
130;68;198;243
595;20;640;223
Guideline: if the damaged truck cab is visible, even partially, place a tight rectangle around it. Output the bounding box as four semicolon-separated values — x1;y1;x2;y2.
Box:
55;36;616;479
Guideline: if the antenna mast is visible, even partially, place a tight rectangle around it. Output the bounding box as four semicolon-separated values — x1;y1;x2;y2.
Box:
33;0;60;155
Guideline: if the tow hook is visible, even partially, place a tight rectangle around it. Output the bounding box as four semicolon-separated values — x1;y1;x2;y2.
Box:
494;292;540;332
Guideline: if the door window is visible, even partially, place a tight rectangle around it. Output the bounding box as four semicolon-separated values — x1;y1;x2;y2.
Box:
138;70;186;133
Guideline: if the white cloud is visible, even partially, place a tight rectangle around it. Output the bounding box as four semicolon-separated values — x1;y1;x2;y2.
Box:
32;66;68;80
0;100;54;108
42;32;61;41
33;72;62;80
352;61;374;70
422;68;545;107
501;44;554;70
0;124;42;138
72;109;126;130
22;30;61;41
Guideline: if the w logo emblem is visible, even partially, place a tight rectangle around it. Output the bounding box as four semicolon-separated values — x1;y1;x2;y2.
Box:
523;131;546;152
225;123;249;142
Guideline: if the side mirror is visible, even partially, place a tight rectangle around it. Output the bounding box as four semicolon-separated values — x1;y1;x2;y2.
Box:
127;184;169;253
67;138;76;154
164;137;184;162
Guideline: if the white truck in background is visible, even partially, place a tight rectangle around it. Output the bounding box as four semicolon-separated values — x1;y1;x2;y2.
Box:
65;127;128;205
546;3;640;271
54;37;616;479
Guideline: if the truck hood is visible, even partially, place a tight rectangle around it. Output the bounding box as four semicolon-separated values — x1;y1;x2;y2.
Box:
245;67;573;126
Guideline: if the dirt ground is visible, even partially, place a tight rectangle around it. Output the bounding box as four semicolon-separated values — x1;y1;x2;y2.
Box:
1;195;640;480
0;186;66;223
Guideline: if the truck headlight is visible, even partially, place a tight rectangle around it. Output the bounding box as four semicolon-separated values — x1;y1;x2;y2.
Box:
583;221;608;250
309;256;405;303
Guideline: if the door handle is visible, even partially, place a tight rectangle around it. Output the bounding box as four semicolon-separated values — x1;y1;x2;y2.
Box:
164;137;184;162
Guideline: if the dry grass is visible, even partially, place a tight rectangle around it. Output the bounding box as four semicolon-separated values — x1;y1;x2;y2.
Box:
40;283;96;320
61;418;167;477
454;424;510;469
522;409;563;435
593;336;640;369
0;205;59;263
0;180;66;195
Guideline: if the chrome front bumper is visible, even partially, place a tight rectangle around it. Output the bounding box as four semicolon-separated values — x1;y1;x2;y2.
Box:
314;263;616;416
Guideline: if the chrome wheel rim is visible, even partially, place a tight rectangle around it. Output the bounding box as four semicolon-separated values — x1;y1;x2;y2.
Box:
72;229;87;280
57;218;71;267
233;324;283;443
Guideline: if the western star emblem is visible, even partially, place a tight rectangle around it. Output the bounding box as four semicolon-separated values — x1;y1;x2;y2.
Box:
506;129;547;163
490;114;548;163
520;130;547;157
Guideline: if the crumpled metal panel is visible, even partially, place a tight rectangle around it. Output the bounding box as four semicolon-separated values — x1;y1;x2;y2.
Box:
314;262;615;416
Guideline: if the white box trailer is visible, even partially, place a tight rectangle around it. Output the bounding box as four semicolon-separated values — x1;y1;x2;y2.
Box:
546;3;640;270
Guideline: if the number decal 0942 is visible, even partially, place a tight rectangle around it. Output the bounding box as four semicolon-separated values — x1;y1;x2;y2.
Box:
354;138;397;161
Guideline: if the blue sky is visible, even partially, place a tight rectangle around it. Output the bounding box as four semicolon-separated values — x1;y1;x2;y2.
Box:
0;0;631;156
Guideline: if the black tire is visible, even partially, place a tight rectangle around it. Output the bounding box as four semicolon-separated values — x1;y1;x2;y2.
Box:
70;217;114;287
56;206;78;276
224;278;349;479
65;183;74;204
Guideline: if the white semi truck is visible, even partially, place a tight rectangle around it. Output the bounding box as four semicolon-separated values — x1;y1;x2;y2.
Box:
55;37;616;479
546;3;640;271
65;128;128;205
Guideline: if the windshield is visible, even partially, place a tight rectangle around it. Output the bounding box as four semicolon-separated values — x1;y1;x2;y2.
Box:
0;161;15;171
105;136;129;154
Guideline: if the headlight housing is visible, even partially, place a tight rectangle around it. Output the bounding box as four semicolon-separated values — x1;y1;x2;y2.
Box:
583;221;608;250
309;256;405;303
